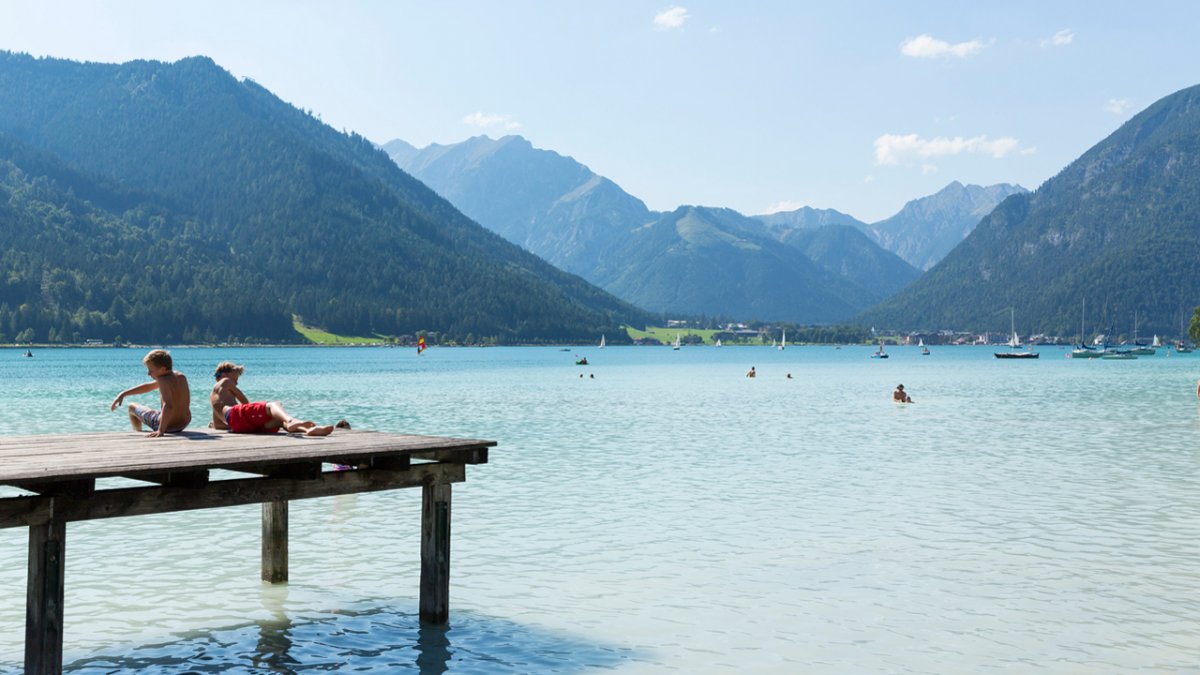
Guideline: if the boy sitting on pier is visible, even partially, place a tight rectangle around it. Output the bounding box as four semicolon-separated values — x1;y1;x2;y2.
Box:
209;362;333;436
110;349;192;438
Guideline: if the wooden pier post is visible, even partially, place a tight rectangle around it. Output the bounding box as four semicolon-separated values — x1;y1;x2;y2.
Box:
25;517;65;675
420;483;452;624
262;501;288;583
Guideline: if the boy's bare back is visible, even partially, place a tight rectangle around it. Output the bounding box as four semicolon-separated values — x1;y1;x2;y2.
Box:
157;371;192;431
210;377;245;429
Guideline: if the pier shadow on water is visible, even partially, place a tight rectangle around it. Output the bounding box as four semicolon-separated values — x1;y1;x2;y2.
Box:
58;590;641;674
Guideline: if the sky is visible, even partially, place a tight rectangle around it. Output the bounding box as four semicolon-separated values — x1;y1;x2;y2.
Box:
1;1;1198;221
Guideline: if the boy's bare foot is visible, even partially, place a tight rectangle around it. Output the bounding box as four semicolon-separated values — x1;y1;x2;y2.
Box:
305;425;334;437
335;419;351;429
284;418;313;433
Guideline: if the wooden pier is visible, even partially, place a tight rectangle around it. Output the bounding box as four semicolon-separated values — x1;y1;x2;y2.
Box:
0;429;495;675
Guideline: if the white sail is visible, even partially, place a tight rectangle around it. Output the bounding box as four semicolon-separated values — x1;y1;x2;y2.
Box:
599;334;605;349
715;338;722;347
779;329;786;350
1007;308;1021;348
673;334;681;350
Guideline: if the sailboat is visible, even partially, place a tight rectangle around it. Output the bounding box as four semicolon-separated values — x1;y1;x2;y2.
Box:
672;334;681;351
599;334;606;349
714;338;722;347
1126;313;1156;355
778;329;786;351
1177;309;1194;352
1071;299;1103;358
995;308;1039;359
871;340;888;359
919;337;929;356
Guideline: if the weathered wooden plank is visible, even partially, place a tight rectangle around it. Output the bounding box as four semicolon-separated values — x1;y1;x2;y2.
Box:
0;431;494;486
262;501;288;583
411;447;489;465
420;482;452;624
25;517;65;675
0;463;465;529
244;462;323;481
12;479;95;498
123;470;210;488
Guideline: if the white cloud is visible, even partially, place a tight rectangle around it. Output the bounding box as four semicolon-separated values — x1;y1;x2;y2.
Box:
1020;146;1038;156
1041;28;1074;47
462;112;522;130
900;34;984;59
654;6;689;31
874;133;1023;165
921;164;939;175
763;200;807;214
1104;98;1131;115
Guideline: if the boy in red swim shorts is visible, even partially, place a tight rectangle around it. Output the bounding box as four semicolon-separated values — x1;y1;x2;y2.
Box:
209;362;334;436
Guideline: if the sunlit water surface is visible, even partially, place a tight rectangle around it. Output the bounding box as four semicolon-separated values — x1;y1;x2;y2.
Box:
0;345;1198;673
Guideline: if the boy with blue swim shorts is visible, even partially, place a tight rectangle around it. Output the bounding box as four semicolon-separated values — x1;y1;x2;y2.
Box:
110;349;192;437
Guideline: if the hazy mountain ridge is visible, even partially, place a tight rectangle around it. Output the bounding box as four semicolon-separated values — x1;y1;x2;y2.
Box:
388;135;917;322
864;181;1028;270
857;83;1200;336
388;135;657;278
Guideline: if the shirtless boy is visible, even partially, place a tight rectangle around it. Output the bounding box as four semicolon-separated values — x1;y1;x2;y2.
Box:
210;362;333;436
111;349;192;437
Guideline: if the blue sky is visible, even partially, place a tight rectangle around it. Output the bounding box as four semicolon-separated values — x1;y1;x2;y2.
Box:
1;1;1197;221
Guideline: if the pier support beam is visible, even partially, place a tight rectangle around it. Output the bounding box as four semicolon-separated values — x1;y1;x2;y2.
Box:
420;483;452;624
25;517;65;675
262;501;288;583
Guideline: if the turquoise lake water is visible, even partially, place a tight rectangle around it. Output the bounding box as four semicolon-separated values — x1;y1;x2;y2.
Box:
0;345;1198;673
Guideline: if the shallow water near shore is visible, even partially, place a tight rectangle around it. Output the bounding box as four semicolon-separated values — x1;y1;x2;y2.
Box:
0;344;1198;672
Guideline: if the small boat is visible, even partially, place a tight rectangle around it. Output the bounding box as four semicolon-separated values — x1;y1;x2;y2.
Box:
599;334;606;349
1070;345;1105;359
1126;313;1155;355
919;338;929;356
672;334;681;351
575;356;589;365
23;350;33;358
714;338;722;347
778;329;786;351
995;308;1039;359
1152;334;1163;348
1101;351;1137;360
995;351;1039;359
1177;341;1194;354
871;340;888;359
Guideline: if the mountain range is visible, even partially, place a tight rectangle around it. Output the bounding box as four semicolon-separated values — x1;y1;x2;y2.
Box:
858;82;1200;337
0;52;650;344
387;135;1019;322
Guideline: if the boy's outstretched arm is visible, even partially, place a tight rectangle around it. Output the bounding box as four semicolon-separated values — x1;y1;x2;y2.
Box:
110;381;160;411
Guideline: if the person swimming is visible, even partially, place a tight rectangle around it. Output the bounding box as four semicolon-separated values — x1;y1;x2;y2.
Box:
893;384;913;403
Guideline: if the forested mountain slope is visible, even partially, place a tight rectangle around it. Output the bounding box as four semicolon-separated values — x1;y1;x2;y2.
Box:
0;52;649;343
859;83;1200;336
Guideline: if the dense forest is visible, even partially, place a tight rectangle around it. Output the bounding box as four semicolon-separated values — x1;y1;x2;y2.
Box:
858;82;1200;338
0;52;651;344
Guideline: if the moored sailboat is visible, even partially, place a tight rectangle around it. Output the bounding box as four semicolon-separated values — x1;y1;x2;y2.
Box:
995;308;1039;359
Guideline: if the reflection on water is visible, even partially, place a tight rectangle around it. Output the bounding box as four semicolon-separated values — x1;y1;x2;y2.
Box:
64;596;634;673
